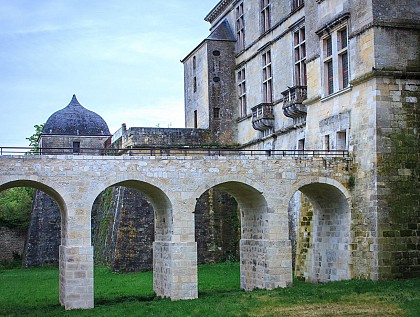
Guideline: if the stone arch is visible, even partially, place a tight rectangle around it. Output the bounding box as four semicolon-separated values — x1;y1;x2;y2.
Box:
89;178;176;299
91;179;173;242
193;179;291;291
0;178;67;218
0;178;72;307
288;177;352;283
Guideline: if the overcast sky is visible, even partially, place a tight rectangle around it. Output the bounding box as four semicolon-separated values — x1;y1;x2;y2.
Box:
0;0;217;147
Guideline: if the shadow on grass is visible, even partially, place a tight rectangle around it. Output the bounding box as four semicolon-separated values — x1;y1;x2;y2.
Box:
95;294;157;306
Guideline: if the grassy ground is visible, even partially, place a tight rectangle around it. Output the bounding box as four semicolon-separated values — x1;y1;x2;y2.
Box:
0;262;419;316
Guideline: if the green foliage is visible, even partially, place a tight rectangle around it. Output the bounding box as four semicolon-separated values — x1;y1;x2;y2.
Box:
348;174;355;190
0;263;419;316
0;187;35;229
25;123;44;155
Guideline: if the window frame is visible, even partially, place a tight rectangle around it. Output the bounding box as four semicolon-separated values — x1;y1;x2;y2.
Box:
293;26;307;86
237;67;247;117
235;2;245;52
262;50;273;103
321;24;350;97
261;0;271;34
292;0;304;12
72;141;81;154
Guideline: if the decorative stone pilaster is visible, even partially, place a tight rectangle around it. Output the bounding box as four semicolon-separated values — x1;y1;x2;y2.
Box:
240;239;292;290
153;241;198;300
59;245;94;310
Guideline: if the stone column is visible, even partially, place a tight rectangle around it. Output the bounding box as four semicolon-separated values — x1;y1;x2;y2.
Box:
153;241;198;300
153;200;198;300
59;203;94;310
240;239;292;290
240;204;292;291
59;245;94;309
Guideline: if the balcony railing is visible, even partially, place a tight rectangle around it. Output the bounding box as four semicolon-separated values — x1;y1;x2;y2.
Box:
281;86;307;119
251;103;274;131
0;146;350;158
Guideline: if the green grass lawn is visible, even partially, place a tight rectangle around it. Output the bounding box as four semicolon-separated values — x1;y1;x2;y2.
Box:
0;262;419;316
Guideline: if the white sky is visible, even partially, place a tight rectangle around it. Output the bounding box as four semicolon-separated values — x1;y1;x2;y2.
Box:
0;0;217;147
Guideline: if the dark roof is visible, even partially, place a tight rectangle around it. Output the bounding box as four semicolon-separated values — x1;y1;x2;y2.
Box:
206;20;236;42
42;95;111;136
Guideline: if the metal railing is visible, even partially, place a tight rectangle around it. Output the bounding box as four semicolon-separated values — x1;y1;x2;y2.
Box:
0;146;350;158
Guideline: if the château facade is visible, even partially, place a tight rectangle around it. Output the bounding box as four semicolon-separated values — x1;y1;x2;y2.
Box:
2;0;417;284
180;0;419;279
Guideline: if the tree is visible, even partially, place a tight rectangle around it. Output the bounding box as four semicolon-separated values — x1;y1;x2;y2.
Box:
0;187;34;229
26;123;44;155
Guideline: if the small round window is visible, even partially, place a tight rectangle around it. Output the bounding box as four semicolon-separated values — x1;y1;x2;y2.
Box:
213;76;220;83
212;50;221;56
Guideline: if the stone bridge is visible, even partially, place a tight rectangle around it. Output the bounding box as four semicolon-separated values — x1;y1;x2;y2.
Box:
0;153;352;309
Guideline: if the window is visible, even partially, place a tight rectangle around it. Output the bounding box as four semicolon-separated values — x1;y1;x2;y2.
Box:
193;56;197;93
194;110;198;129
322;25;349;96
261;0;271;33
294;26;307;86
324;134;330;151
214;107;220;119
237;68;247;117
298;138;305;151
262;50;273;103
235;2;245;51
72;141;80;154
292;0;304;11
338;28;349;89
336;130;347;150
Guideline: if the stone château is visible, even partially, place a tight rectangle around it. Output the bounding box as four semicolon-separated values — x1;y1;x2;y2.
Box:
0;0;418;310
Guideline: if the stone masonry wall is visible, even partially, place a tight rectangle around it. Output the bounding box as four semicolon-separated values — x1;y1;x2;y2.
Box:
376;75;420;279
24;190;61;267
0;226;26;262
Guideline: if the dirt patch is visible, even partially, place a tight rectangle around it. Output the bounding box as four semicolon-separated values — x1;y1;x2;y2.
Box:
249;294;403;316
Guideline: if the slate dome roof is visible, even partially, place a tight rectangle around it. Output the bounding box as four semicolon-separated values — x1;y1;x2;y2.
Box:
42;95;111;136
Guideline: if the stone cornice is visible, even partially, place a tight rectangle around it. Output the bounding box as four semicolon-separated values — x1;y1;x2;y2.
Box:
204;0;235;23
315;12;350;36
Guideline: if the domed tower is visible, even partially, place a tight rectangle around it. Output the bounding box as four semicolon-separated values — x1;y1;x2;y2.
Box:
24;95;111;267
39;95;111;154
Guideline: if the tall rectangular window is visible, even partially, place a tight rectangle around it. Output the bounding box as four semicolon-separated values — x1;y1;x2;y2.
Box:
338;27;349;89
326;60;334;95
236;2;245;51
262;50;273;103
194;110;198;129
237;68;247;117
72;141;80;154
261;0;271;33
298;138;305;151
324;134;330;151
292;0;304;11
294;27;307;86
336;131;347;150
322;25;350;96
213;107;220;119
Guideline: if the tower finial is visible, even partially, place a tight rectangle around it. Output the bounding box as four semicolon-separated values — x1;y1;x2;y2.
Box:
69;94;81;107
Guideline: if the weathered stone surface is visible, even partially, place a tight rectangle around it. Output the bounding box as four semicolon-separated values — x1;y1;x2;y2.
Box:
24;190;61;267
0;226;26;262
0;154;351;309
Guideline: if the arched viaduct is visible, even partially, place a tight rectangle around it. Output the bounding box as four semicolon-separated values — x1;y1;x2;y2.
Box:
0;153;352;310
